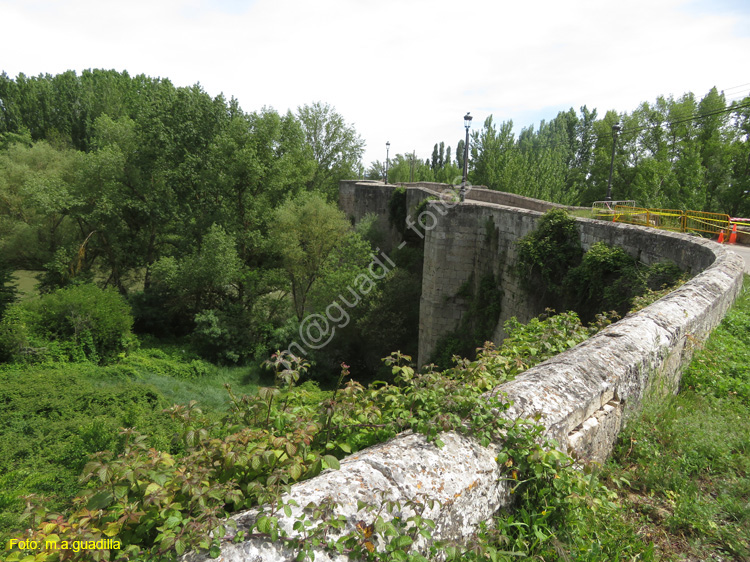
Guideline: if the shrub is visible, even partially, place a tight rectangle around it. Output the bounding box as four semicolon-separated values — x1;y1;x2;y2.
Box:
515;209;582;300
564;242;644;322
5;284;135;363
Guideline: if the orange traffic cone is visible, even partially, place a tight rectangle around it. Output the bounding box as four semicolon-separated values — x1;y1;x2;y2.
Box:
718;230;725;243
729;223;737;244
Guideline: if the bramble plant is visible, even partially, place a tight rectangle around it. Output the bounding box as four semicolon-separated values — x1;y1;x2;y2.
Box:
6;310;614;561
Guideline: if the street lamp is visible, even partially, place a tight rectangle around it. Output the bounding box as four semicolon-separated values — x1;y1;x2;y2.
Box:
461;112;472;201
385;141;390;184
605;122;621;202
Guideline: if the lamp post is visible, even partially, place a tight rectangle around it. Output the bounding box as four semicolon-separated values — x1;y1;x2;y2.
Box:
460;112;472;201
605;122;621;202
385;141;390;184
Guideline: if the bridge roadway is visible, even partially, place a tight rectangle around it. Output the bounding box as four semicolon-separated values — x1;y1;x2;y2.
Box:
720;243;750;273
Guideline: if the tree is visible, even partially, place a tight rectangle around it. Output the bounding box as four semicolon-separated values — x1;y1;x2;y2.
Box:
297;102;365;198
383;153;435;183
0;140;80;270
269;192;352;320
470;115;516;190
0;257;17;320
720;97;750;216
697;88;731;210
205;108;315;265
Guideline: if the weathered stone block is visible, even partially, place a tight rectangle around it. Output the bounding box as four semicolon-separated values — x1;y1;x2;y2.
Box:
183;182;744;562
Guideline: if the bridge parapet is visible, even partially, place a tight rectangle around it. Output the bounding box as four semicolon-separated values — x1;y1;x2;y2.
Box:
184;182;743;562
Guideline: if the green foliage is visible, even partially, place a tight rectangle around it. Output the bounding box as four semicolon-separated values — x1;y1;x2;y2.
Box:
500;309;595;373
566;243;686;323
332;244;424;382
564;242;643;322
608;394;750;559
0;361;179;546
380;151;444;184
269;191;355;321
515;209;582;301
109;348;210;380
388;187;408;235
296;101;365;199
597;276;750;561
430;272;503;369
0;72;368;363
0;258;17;319
517;210;686;324
6;307;598;561
0;283;135;363
466;428;652;561
468;89;750;215
0;140;81;272
682;279;750;404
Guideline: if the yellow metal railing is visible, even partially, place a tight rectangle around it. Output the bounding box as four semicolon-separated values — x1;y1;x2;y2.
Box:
685;210;731;237
612;206;650;227
607;206;731;238
648;209;685;233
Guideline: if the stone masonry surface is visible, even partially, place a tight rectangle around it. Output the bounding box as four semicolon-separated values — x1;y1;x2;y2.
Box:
183;182;744;561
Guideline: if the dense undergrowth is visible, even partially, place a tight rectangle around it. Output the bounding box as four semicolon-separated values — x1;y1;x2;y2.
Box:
3;308;602;561
0;349;261;550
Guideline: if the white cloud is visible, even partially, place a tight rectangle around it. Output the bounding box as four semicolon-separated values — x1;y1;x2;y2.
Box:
1;0;748;165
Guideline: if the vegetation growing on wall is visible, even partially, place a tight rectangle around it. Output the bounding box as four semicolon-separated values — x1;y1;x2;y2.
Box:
429;272;503;369
516;209;686;323
565;242;684;323
515;209;583;304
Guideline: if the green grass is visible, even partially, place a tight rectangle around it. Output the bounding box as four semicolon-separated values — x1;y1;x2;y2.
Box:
137;363;261;411
0;341;264;546
600;276;750;560
568;208;596;219
11;270;39;300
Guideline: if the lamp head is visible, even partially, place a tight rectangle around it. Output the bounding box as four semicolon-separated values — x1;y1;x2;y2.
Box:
464;112;473;128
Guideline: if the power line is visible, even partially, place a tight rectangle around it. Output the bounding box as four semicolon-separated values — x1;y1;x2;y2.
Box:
722;82;750;93
470;100;750;158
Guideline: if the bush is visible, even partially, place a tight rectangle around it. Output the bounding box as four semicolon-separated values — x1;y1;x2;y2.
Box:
1;284;135;363
564;242;644;322
515;209;582;300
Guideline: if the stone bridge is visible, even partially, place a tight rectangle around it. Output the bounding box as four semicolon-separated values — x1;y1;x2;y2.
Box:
185;181;744;561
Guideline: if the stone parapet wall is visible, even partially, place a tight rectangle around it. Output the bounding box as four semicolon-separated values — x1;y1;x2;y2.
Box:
418;200;727;365
184;182;744;562
465;186;588;213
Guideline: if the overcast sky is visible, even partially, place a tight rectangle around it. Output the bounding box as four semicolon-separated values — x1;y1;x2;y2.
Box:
2;0;749;166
